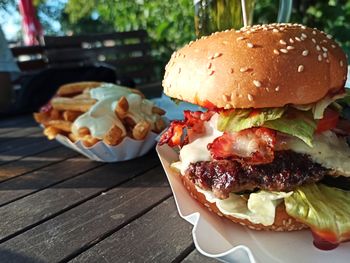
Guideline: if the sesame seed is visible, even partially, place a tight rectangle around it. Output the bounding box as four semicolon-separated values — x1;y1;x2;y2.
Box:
207;62;212;69
318;55;322;61
273;49;280;55
213;52;222;58
326;59;330;63
230;92;235;101
322;46;328;52
222;41;228;45
312;38;316;43
340;60;344;67
230;68;234;74
302;50;309;56
280;48;288;53
295;37;301;42
263;27;268;31
323;52;327;58
247;42;254;48
247;94;253;101
287;46;295;50
279;39;287;45
312;30;317;35
327;34;332;39
273;28;279;33
240;67;249;72
332;44;336;48
253;80;262;87
208;70;215;75
224;104;231;109
178;68;181;73
275;86;280;91
301;33;307;39
298;65;304;72
316;45;321;51
237;36;245;41
289;38;294;44
301;25;306;30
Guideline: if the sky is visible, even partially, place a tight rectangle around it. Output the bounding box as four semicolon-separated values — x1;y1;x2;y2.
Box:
0;0;67;41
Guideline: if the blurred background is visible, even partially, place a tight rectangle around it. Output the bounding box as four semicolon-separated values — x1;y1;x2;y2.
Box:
1;0;350;80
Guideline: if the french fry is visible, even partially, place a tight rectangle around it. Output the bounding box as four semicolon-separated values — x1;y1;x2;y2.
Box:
124;116;136;129
50;109;61;120
132;120;151;140
103;125;124;146
68;132;79;143
47;120;72;132
33;112;50;125
57;81;102;96
63;110;82;122
43;126;60;140
81;135;99;147
152;106;166;116
78;127;90;137
73;93;91;99
51;97;96;112
114;96;129;119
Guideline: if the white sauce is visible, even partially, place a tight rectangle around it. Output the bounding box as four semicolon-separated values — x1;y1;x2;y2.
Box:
72;83;157;139
286;131;350;176
196;186;292;226
173;114;223;175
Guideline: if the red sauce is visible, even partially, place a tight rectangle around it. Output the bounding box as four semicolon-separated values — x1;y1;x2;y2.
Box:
312;231;339;250
40;102;52;113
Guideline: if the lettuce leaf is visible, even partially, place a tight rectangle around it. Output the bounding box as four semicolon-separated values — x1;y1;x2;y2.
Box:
264;110;316;147
285;184;350;243
217;108;284;132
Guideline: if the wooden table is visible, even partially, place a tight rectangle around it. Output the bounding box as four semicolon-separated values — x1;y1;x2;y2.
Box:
0;115;217;262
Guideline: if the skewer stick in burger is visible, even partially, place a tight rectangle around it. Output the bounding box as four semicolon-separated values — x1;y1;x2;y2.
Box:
159;23;350;249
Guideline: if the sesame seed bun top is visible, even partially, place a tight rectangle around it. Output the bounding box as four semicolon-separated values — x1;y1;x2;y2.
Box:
162;23;348;109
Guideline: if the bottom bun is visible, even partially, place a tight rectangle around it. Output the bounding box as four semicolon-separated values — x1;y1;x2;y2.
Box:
181;174;307;232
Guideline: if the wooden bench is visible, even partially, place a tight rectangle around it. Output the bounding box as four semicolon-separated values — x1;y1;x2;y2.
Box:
10;45;47;72
43;30;157;85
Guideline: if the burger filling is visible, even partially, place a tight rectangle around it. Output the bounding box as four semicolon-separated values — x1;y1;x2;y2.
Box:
159;90;350;244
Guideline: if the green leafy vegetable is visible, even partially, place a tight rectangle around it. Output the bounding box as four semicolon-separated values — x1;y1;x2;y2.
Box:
264;110;316;147
217;108;284;132
285;184;350;243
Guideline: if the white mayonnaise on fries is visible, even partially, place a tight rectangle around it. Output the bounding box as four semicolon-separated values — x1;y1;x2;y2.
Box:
72;83;159;140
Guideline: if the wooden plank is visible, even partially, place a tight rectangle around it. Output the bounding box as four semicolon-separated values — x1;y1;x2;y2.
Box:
0;151;158;241
70;196;194;263
0;115;35;134
0;146;76;183
11;46;44;56
0;130;52;155
0;165;172;262
0;126;42;147
182;250;218;263
0;156;102;206
0;136;59;165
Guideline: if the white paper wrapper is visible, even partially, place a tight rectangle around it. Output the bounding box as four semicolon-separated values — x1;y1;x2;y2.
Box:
55;131;157;162
157;144;350;263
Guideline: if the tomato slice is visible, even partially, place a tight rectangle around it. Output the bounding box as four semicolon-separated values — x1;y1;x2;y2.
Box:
316;108;339;133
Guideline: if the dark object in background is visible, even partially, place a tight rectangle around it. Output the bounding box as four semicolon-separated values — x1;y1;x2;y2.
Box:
1;64;135;116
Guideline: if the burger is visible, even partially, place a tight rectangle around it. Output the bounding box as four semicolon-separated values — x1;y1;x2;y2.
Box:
158;23;350;249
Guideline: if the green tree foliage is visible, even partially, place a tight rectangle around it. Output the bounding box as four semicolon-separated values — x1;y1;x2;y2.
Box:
64;0;195;77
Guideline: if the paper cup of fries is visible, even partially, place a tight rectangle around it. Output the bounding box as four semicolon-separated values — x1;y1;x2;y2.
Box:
34;82;167;162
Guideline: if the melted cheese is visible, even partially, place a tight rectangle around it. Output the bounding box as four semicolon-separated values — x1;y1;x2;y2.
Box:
173;114;222;175
286;131;350;176
73;83;157;139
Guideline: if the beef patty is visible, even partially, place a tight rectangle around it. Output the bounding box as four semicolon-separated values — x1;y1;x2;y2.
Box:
185;150;329;199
